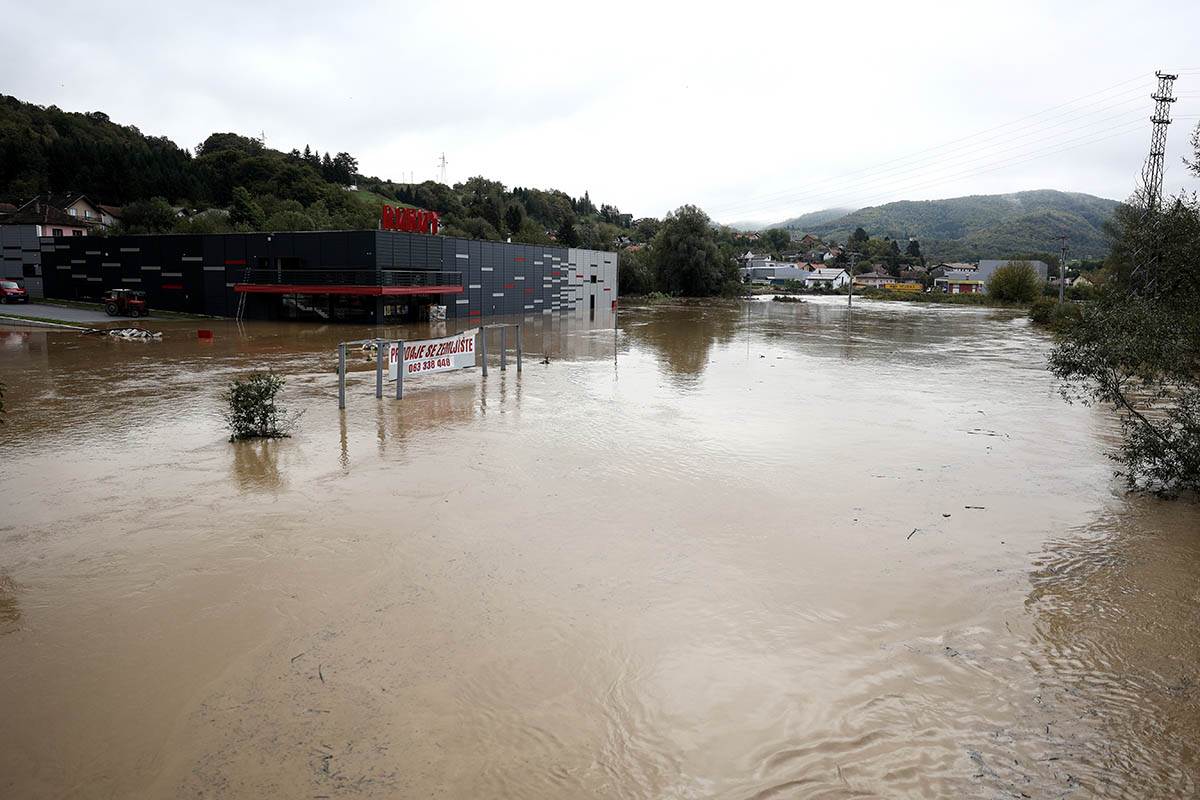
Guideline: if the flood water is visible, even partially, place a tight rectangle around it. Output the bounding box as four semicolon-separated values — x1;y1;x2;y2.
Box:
2;297;1199;799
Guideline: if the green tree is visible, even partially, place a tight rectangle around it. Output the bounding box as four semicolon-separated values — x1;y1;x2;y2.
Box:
761;228;791;256
905;238;922;258
987;261;1042;302
229;186;265;229
504;202;526;236
514;217;551;245
617;246;655;295
556;218;580;247
633;217;660;243
118;196;177;233
651;205;736;296
1048;184;1200;494
850;227;869;247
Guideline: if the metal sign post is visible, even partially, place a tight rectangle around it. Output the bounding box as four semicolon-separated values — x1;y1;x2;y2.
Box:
480;329;488;377
395;340;405;399
375;338;384;398
338;343;347;410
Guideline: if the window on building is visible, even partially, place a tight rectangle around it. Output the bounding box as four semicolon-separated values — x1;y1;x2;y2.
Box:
72;229;84;236
68;208;77;217
85;210;93;219
52;228;64;237
590;275;598;283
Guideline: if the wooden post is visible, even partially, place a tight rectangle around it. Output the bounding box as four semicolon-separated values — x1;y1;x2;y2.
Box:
516;325;522;372
500;326;507;371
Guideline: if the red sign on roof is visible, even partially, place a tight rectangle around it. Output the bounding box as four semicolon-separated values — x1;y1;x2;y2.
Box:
380;205;439;235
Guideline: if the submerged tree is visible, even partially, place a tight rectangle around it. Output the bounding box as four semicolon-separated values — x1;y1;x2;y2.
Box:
222;373;298;441
988;261;1042;303
652;205;737;296
1048;138;1200;494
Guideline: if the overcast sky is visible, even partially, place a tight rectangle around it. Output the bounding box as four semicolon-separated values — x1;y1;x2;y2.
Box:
4;0;1200;225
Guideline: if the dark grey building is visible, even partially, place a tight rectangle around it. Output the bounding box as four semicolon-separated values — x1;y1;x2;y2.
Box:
38;230;618;323
0;225;43;297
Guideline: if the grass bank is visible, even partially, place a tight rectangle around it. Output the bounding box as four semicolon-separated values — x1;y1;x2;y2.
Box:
621;293;746;308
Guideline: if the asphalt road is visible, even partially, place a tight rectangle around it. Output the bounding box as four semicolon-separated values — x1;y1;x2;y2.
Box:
0;302;138;323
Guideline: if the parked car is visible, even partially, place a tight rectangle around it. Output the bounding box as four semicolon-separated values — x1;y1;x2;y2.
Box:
0;280;28;303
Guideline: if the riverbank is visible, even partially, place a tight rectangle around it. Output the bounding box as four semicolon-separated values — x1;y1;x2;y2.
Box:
626;288;1034;311
620;292;746;308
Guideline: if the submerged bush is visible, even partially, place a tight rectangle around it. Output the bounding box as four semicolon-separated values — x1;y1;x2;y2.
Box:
988;261;1043;303
1030;297;1082;330
222;372;296;441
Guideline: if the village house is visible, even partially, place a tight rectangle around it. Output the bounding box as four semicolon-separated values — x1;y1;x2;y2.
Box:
43;193;122;228
933;275;986;294
853;270;897;288
0;198;90;237
802;267;850;289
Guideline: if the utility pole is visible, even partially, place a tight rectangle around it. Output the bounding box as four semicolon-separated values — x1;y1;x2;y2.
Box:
1058;235;1069;304
846;251;860;307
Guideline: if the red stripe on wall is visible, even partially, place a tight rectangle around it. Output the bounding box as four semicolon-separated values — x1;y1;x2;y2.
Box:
525;288;534;294
162;283;183;289
468;310;481;316
504;283;515;289
224;259;246;265
514;257;526;262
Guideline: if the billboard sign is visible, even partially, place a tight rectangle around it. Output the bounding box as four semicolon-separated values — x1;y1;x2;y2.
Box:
380;205;439;235
388;328;478;380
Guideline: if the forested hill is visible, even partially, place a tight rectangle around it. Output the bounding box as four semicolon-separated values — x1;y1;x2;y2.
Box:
770;190;1121;261
0;94;636;247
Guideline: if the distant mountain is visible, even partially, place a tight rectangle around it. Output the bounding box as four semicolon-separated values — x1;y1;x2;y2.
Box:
726;220;769;232
729;207;853;232
768;207;856;231
764;191;1120;261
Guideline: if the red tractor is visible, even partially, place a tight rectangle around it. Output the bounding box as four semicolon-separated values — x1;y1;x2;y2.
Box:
102;289;149;318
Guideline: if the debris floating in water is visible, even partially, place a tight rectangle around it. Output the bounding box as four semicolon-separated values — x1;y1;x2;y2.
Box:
81;327;162;340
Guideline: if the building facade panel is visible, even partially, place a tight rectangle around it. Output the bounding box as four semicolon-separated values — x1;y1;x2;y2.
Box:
37;230;617;323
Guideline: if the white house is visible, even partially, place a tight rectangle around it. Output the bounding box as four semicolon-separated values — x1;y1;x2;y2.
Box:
804;268;850;289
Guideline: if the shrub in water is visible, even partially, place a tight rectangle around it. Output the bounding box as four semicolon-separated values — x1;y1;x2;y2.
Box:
1030;297;1082;330
988;261;1043;303
222;372;295;441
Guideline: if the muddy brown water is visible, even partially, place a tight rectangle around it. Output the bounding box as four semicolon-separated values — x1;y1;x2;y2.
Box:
1;297;1198;799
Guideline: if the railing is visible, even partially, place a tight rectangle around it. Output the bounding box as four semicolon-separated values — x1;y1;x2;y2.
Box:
240;268;463;288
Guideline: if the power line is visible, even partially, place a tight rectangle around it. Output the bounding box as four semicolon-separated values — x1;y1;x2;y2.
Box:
712;86;1152;216
712;95;1152;216
714;107;1149;218
708;73;1156;216
826;122;1147;214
